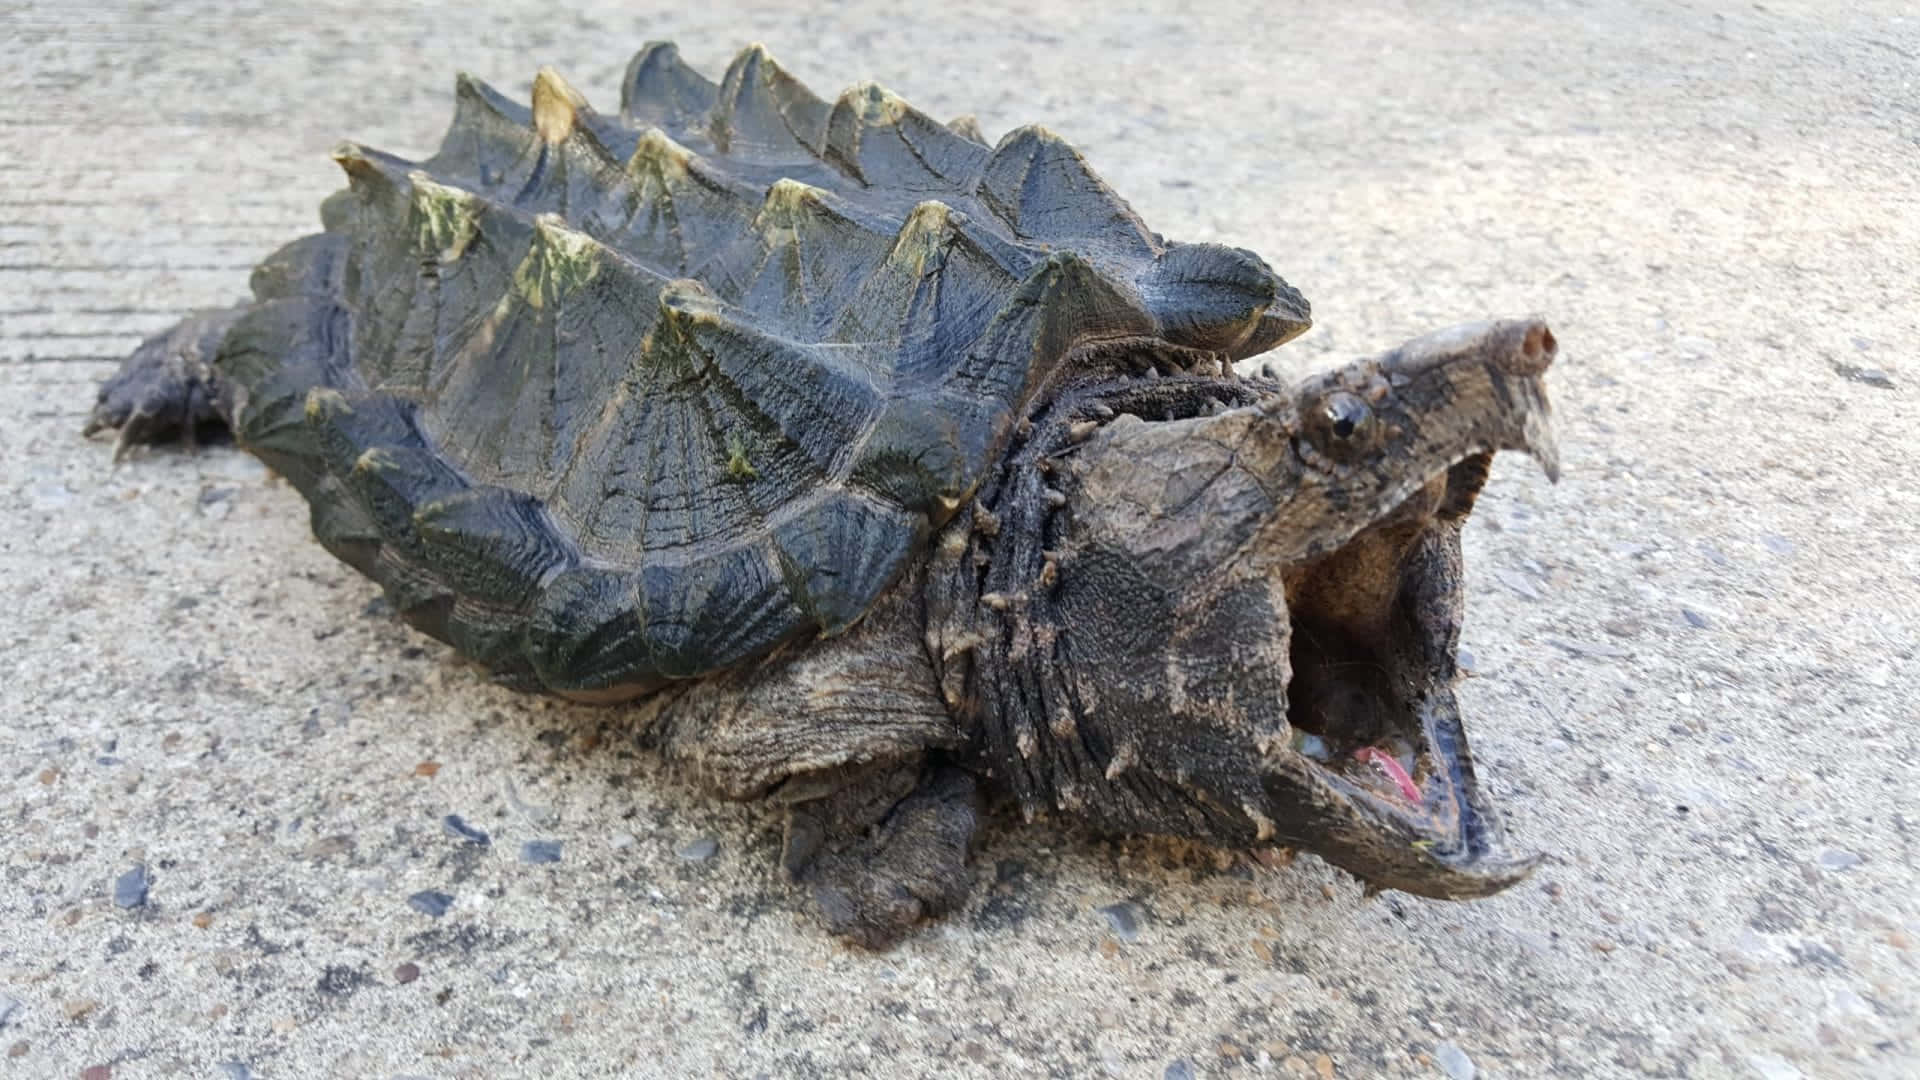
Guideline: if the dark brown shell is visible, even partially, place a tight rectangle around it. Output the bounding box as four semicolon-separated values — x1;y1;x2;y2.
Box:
216;42;1311;695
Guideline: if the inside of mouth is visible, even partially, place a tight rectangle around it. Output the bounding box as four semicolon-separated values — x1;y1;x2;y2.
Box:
1284;616;1432;807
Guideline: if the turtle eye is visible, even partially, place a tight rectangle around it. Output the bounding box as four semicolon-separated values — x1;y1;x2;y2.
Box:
1322;392;1372;442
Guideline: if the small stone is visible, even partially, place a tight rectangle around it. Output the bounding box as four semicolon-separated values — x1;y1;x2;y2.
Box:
1315;1052;1335;1079
218;1064;253;1080
394;962;420;984
1433;1041;1475;1080
1830;361;1895;389
192;912;213;929
677;837;719;861
442;814;491;846
1098;902;1143;943
1681;608;1711;629
413;761;441;778
609;832;636;850
7;1041;26;1059
1164;1060;1197;1080
65;999;100;1022
113;864;150;908
1455;648;1476;671
81;1066;111;1080
407;890;453;918
36;768;57;786
520;840;562;864
1816;849;1862;872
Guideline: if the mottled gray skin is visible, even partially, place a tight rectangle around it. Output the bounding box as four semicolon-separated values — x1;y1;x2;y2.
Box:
87;43;1559;948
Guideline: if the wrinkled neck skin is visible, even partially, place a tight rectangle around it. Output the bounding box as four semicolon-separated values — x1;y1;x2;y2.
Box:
925;319;1557;899
925;374;1284;840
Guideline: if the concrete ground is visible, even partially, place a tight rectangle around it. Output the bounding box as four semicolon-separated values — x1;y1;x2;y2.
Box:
3;1;1916;1076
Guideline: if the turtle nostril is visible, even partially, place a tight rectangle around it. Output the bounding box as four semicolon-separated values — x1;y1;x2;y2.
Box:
1523;324;1556;364
1506;321;1557;374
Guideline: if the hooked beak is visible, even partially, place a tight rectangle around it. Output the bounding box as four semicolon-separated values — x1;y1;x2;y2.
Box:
1377;317;1561;484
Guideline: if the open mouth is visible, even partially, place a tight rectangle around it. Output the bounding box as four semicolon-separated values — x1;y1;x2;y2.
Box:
1265;438;1552;895
1244;320;1559;898
1279;484;1477;834
1285;612;1430;809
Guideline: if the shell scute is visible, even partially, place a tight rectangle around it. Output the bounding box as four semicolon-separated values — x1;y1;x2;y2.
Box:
219;43;1309;690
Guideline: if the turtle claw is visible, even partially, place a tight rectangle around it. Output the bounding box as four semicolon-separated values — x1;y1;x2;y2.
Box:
792;767;981;949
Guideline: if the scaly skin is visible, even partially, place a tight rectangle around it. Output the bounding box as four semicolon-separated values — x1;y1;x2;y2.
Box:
84;42;1560;948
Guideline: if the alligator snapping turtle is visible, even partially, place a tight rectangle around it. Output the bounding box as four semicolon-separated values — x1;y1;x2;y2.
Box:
87;42;1559;947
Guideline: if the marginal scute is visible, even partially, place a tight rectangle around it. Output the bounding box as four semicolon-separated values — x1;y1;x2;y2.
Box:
1139;242;1312;358
773;493;924;634
527;566;655;692
640;542;802;677
208;40;1310;692
413;486;576;606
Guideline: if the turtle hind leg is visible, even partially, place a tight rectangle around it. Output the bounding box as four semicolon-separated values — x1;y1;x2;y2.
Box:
85;304;249;460
786;763;982;950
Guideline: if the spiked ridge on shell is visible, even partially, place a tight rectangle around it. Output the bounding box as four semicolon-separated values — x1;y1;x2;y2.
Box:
212;42;1312;695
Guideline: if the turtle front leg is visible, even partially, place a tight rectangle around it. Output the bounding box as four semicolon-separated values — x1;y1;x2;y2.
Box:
635;564;977;947
781;763;981;949
85;304;248;459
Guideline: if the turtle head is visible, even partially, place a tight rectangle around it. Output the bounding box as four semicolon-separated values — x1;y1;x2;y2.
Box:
1004;319;1558;898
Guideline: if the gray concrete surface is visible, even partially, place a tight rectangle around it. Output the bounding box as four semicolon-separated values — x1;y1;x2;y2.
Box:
3;1;1916;1076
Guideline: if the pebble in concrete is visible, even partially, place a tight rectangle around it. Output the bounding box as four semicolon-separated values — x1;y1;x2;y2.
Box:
112;864;149;909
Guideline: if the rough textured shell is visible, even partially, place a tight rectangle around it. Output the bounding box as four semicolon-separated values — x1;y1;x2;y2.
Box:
218;42;1310;695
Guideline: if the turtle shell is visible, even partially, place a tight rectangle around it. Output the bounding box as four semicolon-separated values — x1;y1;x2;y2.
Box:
217;42;1311;697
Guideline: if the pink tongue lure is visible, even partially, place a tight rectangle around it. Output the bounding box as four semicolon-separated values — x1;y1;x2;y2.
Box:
1353;747;1423;804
